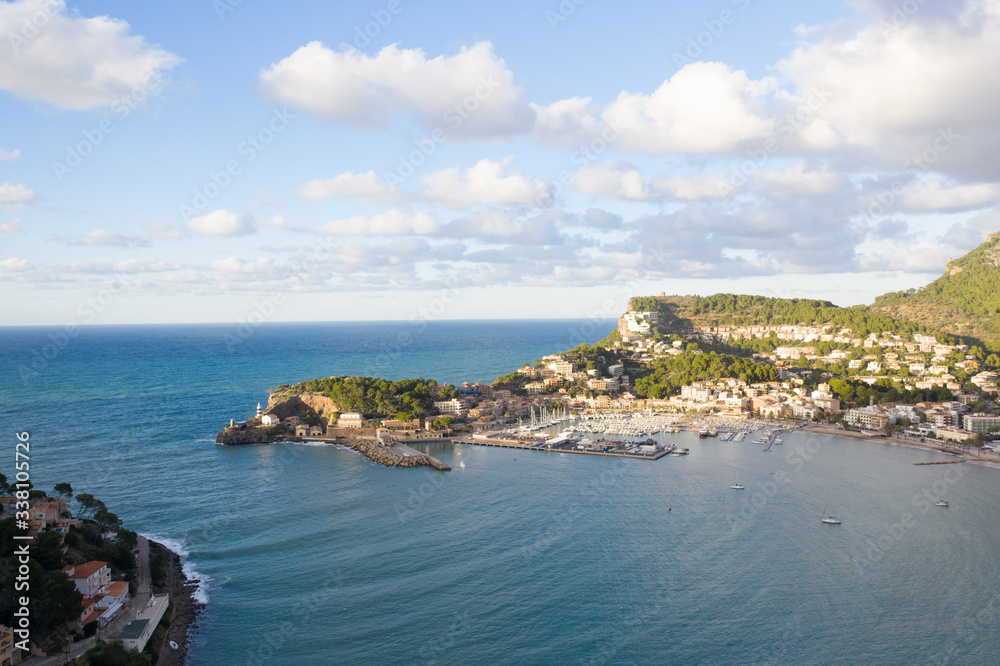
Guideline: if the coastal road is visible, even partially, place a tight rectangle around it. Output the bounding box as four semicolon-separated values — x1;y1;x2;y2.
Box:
21;536;153;665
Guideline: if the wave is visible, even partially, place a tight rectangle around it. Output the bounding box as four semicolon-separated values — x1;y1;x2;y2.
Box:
142;533;211;605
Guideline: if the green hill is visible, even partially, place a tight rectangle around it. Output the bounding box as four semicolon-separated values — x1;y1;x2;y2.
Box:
627;294;962;345
871;232;1000;345
623;231;1000;350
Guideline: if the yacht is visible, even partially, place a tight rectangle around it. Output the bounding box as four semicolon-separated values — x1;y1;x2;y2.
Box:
731;483;745;490
821;516;842;524
935;500;949;507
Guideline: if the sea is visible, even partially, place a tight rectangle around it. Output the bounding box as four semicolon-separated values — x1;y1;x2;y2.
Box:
2;320;1000;665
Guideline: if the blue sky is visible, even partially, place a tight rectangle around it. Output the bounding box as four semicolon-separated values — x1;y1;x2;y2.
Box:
2;0;999;325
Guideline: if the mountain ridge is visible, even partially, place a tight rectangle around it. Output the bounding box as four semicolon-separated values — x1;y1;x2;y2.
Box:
622;231;1000;351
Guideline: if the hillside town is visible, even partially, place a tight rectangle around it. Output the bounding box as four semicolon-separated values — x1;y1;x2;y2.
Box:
0;487;177;664
230;302;1000;455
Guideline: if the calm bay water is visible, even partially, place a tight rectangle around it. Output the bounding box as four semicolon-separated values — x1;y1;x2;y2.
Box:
2;320;999;665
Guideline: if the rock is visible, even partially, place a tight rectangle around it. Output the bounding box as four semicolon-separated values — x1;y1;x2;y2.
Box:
216;424;299;445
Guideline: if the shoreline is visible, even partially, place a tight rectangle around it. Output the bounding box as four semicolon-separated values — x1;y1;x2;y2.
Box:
150;540;204;666
802;424;1000;470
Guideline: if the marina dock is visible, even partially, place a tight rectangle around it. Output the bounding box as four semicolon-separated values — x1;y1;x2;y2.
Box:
451;436;674;461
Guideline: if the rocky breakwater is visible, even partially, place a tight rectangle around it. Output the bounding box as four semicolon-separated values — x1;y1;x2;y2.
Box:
216;416;449;471
345;438;451;471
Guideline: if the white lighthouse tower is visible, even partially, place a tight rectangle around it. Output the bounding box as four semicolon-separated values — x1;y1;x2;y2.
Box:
256;402;262;417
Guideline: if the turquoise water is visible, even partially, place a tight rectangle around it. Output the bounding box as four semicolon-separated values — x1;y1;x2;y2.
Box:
2;321;1000;665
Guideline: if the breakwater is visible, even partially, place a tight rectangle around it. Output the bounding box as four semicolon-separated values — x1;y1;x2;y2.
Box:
216;424;449;470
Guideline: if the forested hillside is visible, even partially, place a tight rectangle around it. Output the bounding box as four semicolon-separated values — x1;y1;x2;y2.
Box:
628;294;963;345
271;376;458;418
872;232;1000;345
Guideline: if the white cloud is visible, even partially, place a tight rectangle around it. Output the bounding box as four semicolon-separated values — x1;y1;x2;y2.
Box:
0;148;20;161
187;210;256;237
297;170;403;204
0;183;36;205
572;162;650;200
74;230;150;248
299;158;550;210
580;208;623;229
112;259;181;273
776;0;1000;172
572;161;736;201
314;209;438;236
439;208;563;245
417;157;550;209
0;257;30;272
749;162;846;199
0;219;21;234
211;256;275;274
259;41;533;139
857;240;952;272
0;0;181;110
944;209;1000;250
652;173;741;201
898;180;1000;212
530;97;603;145
534;62;776;154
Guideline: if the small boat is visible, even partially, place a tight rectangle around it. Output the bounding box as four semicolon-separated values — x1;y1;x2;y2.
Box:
731;484;745;490
821;503;840;524
935;500;949;507
169;641;179;650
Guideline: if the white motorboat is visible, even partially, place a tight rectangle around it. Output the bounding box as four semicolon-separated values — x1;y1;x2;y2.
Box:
935;500;949;507
731;483;745;490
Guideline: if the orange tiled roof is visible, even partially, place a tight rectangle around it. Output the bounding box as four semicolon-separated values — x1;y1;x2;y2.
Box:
66;561;108;579
104;581;128;596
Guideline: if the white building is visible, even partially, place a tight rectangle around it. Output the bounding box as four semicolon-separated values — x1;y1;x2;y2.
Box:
548;361;576;376
680;385;712;402
63;561;111;598
846;407;890;431
115;594;169;654
337;413;364;428
261;414;280;425
623;312;659;336
434;399;468;415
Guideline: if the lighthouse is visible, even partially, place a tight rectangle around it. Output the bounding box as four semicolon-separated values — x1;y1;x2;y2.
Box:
256;402;262;417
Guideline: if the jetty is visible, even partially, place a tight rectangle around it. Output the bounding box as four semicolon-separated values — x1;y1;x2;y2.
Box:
762;429;784;452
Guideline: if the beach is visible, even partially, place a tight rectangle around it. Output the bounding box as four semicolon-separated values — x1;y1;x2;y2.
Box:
803;423;1000;470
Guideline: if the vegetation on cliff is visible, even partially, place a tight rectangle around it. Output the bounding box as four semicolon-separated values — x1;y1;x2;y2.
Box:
629;293;963;345
633;351;781;398
872;232;1000;346
270;376;459;419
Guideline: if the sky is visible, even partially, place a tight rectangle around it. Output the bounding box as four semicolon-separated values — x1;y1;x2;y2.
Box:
2;0;1000;326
